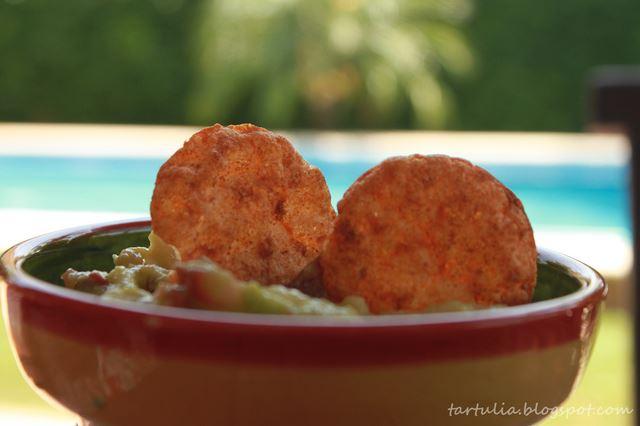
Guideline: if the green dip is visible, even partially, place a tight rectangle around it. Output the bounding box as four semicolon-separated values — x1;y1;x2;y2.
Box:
62;233;368;316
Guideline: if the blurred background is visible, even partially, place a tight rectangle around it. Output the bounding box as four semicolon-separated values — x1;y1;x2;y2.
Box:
1;0;639;424
3;0;639;130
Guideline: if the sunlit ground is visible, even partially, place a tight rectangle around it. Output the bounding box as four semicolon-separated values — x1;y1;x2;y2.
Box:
0;308;633;425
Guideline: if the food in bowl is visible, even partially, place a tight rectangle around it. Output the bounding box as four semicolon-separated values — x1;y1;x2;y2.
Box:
62;231;367;315
151;123;336;285
61;123;537;315
320;155;536;313
0;148;606;426
0;224;606;426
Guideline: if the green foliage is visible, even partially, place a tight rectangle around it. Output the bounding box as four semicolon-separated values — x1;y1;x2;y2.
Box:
1;0;639;130
188;0;473;129
0;0;195;124
450;0;640;131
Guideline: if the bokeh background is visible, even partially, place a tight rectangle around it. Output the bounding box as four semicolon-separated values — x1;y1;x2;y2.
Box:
2;0;639;130
1;0;639;425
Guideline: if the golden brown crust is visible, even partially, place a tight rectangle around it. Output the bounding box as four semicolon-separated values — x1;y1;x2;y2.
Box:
151;124;336;285
319;155;537;313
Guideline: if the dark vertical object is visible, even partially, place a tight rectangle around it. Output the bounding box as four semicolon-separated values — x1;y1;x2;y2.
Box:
590;66;640;424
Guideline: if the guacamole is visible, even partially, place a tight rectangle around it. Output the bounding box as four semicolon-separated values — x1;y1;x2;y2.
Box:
62;233;368;316
62;233;492;315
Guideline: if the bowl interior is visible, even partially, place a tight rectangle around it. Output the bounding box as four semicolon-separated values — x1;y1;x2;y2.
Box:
20;225;582;303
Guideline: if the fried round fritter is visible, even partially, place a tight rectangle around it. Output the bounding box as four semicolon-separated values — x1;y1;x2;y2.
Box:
319;155;537;313
151;124;336;285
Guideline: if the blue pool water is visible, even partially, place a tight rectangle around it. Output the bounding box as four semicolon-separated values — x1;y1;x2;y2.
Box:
0;156;630;233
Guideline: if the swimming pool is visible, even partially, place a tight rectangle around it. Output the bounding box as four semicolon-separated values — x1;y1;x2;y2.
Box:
0;155;630;234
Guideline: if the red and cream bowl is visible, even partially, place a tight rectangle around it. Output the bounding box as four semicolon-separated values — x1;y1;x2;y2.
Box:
1;220;606;426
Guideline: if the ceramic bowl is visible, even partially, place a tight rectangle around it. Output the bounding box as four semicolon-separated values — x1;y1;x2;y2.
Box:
0;220;606;426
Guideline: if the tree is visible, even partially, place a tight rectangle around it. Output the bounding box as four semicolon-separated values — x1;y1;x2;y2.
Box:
189;0;473;129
